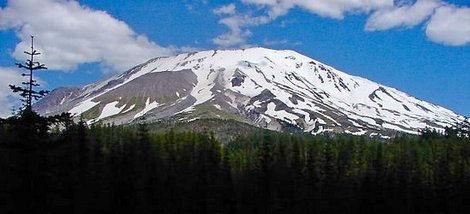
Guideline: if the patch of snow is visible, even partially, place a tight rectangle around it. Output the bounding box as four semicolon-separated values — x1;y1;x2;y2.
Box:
252;100;262;108
382;122;417;134
260;114;272;124
381;135;391;139
59;97;66;105
134;98;162;119
351;130;367;135
316;117;327;124
69;99;100;115
121;104;136;114
347;113;378;128
317;112;341;126
176;106;195;115
312;126;334;134
265;102;299;121
97;101;126;120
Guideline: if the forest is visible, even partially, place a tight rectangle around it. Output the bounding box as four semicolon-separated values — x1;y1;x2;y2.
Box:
0;109;469;214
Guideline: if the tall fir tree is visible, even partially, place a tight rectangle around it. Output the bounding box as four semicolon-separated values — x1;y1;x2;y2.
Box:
9;36;48;112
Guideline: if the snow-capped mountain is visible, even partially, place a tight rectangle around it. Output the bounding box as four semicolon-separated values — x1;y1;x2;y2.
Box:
35;47;466;136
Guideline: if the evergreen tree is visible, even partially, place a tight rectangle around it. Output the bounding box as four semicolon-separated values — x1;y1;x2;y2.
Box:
9;36;48;113
256;132;274;213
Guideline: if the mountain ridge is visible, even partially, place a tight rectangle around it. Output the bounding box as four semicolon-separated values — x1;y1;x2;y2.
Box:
35;47;467;137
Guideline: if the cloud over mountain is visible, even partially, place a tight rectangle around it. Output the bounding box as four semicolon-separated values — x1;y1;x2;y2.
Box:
213;0;470;47
426;4;470;46
0;0;173;71
365;0;441;31
242;0;392;19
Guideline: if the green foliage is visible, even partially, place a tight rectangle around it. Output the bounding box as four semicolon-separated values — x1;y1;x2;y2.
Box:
0;115;469;213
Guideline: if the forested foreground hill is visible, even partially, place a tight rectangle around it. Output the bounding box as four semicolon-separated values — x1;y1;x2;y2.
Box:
0;114;469;214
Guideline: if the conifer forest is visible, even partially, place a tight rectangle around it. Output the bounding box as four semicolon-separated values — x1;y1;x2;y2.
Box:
0;110;469;214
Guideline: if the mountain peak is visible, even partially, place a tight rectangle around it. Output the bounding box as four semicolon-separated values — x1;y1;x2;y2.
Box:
35;48;465;137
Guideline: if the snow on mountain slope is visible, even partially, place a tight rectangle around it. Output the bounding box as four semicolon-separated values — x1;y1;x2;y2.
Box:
35;47;466;136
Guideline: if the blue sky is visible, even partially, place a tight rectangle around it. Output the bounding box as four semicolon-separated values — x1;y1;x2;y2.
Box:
0;0;469;117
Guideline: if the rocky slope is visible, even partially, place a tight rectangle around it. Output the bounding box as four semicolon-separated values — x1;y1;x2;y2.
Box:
34;47;467;137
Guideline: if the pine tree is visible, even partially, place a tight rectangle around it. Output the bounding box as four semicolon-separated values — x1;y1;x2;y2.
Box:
256;132;274;213
9;36;48;112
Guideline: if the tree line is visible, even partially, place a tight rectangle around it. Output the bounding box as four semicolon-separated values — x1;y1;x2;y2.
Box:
0;114;469;214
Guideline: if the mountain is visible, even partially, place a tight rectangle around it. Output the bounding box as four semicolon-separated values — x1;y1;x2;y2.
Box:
34;47;466;137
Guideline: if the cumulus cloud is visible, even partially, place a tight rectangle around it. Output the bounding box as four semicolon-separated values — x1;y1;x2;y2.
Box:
366;1;470;46
425;5;470;46
213;4;271;47
242;0;393;19
213;0;469;47
365;0;442;31
0;0;173;72
0;67;25;118
213;0;393;47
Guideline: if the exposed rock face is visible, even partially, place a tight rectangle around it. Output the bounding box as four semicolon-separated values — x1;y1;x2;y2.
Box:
34;87;81;115
35;47;466;137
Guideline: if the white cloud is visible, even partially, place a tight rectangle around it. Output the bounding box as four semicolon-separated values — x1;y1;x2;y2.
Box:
0;67;24;118
213;3;237;15
426;5;470;46
0;0;173;72
213;11;271;47
213;0;394;47
365;0;442;31
213;0;469;47
242;0;393;19
213;3;272;47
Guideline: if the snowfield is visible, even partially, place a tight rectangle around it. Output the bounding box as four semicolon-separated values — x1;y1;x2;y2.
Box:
36;47;466;137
